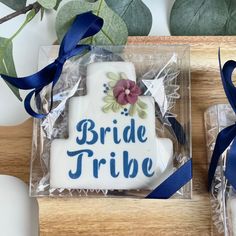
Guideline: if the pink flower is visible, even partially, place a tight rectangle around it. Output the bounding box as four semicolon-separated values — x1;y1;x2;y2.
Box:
113;79;141;105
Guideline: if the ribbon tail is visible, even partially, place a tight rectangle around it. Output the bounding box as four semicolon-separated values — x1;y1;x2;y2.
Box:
0;63;57;90
0;12;104;118
219;49;236;112
167;116;186;145
146;159;192;199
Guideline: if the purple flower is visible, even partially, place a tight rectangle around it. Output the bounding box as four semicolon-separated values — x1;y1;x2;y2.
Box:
113;79;141;105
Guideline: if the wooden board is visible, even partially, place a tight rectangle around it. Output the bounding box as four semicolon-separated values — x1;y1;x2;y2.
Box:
1;36;236;235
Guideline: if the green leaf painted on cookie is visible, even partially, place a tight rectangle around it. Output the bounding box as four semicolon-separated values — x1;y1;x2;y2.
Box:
107;90;113;96
137;109;147;119
119;72;128;80
106;72;120;81
108;80;117;87
137;98;147;109
56;0;128;45
103;95;115;103
129;104;136;116
111;102;120;112
102;103;112;113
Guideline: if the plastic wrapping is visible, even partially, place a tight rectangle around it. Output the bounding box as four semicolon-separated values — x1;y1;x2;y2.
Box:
30;45;191;198
205;104;236;236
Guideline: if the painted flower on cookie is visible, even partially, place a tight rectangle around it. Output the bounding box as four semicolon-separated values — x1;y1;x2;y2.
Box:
102;72;148;119
113;79;141;105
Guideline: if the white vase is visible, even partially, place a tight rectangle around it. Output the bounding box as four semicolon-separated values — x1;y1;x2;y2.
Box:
143;0;175;36
0;175;39;236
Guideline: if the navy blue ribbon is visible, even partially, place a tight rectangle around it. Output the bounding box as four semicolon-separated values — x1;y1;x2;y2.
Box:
167;115;186;145
208;49;236;190
0;11;103;118
146;159;192;199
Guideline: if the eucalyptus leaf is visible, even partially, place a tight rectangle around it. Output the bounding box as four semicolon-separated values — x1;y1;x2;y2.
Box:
225;0;236;35
54;0;62;10
37;0;57;9
86;0;98;2
170;0;236;35
26;9;36;22
10;9;37;42
0;0;26;11
40;8;45;20
56;0;128;45
105;0;152;36
0;37;21;101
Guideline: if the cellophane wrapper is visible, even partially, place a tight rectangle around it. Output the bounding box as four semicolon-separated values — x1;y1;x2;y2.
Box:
30;45;191;198
205;104;236;236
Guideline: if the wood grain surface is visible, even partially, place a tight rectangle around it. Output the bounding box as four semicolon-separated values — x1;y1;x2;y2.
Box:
1;36;236;236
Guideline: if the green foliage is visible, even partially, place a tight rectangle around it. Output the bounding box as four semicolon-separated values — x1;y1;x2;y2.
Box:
0;0;26;11
105;0;152;36
25;8;36;22
0;0;154;102
56;0;128;45
170;0;236;35
54;0;62;10
37;0;57;10
0;9;37;101
0;37;21;101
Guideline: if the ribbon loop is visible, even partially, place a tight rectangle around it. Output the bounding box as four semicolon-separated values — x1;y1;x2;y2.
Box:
59;11;102;56
0;11;103;118
208;49;236;190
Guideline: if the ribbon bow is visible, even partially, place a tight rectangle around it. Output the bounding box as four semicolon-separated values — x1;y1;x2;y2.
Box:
0;11;103;118
208;49;236;190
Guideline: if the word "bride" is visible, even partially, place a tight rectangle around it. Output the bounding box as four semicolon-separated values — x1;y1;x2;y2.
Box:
76;118;148;145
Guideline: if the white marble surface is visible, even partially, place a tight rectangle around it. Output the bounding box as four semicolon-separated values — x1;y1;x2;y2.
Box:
0;175;39;236
0;0;175;125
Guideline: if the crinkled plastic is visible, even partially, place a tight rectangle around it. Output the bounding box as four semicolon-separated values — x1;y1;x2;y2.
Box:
30;45;191;198
205;104;236;236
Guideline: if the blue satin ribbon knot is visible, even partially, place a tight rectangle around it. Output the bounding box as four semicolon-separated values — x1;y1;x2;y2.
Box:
208;49;236;190
0;11;104;118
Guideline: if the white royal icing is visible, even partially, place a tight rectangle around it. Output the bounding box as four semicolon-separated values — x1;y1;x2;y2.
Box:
50;62;173;190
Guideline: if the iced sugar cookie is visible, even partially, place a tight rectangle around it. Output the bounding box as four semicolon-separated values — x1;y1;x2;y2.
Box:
50;62;173;190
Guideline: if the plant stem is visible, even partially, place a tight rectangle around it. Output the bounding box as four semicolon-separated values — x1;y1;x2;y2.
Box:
0;2;41;24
